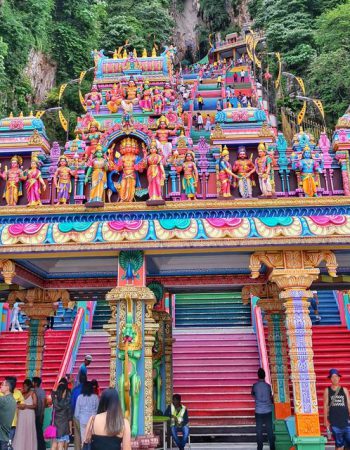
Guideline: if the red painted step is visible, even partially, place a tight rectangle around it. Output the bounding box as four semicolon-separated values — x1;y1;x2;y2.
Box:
173;329;260;427
41;330;71;392
72;331;110;390
0;331;27;386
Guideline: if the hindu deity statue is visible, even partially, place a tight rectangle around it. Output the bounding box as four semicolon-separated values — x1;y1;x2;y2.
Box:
139;80;153;112
146;140;165;204
121;77;140;113
162;82;176;106
232;146;256;198
255;142;274;197
81;121;102;159
217;146;236;198
153;88;164;115
1;155;24;206
118;297;142;437
84;145;108;204
105;83;123;113
84;85;102;114
111;137;147;202
291;145;323;197
53;156;77;205
154;116;177;163
177;151;199;199
23;155;46;206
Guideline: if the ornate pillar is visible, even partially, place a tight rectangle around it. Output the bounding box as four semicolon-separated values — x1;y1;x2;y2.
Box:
250;250;338;450
242;283;292;450
8;288;70;378
105;251;159;449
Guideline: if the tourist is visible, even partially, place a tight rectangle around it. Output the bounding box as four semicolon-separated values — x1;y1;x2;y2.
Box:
197;95;204;111
240;69;246;82
324;368;350;450
71;374;87;450
217;74;222;88
205;115;212;132
33;377;47;450
0;376;24;444
13;379;37;450
192;113;197;130
91;380;100;397
0;378;16;450
197;113;203;130
241;95;248;108
83;388;131;450
233;72;238;83
251;368;275;450
216;99;222;111
51;378;72;450
165;394;189;450
311;291;322;323
77;355;93;385
10;301;23;332
74;381;99;444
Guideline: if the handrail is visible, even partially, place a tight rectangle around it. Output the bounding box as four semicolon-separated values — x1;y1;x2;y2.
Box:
0;303;10;332
254;305;272;386
335;291;347;326
53;307;84;390
347;303;350;330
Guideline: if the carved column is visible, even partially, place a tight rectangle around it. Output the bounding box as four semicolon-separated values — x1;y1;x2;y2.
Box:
105;251;159;448
250;250;337;449
8;288;70;378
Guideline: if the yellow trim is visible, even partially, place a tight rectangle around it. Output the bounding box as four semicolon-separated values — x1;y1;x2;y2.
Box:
0;196;350;216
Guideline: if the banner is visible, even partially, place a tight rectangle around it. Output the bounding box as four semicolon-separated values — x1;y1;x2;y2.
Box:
58;83;68;102
275;52;282;89
313;99;325;120
295;76;305;95
79;70;87;111
297;101;307;125
35;110;46;119
59;110;68;132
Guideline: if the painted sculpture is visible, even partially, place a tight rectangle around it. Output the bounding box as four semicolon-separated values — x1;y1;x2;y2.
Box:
112;138;147;202
1;155;24;206
255;142;274;197
23;155;46;206
146;141;165;204
121;77;140;112
139;81;153;112
106;83;123;113
232;146;256;198
154;116;177;163
153;89;164;115
53;156;77;205
292;145;323;197
217;146;235;198
118;296;142;437
85;85;102;114
85;145;108;204
178;151;198;199
162;83;176;106
152;331;163;413
81;121;102;160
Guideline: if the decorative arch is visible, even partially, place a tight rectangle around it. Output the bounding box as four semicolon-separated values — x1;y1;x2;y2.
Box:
100;129;152;151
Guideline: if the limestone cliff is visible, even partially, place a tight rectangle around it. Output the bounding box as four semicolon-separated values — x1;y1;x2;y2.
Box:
24;49;57;105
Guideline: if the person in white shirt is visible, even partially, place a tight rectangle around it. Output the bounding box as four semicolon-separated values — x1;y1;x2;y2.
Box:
11;302;23;332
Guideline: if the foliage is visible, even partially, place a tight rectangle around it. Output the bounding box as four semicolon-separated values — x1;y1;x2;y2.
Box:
249;0;350;125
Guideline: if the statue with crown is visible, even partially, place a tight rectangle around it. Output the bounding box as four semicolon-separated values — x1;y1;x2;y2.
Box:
0;155;25;206
108;137;148;202
216;146;237;198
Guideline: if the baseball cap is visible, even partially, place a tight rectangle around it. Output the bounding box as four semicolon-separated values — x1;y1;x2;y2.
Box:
327;368;341;378
85;354;93;361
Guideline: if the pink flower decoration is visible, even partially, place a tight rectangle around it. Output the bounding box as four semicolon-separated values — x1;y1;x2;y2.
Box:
207;218;242;228
309;215;346;226
8;223;44;236
108;220;143;231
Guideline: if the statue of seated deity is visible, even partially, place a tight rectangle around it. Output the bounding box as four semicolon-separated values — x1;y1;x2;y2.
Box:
121;77;140;113
106;83;122;113
162;82;176;106
84;85;102;114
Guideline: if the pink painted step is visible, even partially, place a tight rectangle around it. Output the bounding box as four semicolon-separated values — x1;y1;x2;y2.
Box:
72;331;110;390
0;332;27;385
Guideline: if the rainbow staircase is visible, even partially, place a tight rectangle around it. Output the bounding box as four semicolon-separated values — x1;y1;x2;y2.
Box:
41;330;71;391
72;330;110;389
310;290;341;325
0;331;27;385
92;300;111;329
173;329;259;442
175;292;251;328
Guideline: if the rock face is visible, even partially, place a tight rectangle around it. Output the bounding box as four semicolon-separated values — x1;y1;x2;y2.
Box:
24;49;57;104
172;0;200;62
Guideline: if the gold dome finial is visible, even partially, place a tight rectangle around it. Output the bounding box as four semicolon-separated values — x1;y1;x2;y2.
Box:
142;48;147;57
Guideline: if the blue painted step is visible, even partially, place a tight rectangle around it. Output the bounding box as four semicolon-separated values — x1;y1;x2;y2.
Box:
310;290;341;325
92;301;111;329
175;292;251;328
53;301;77;330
